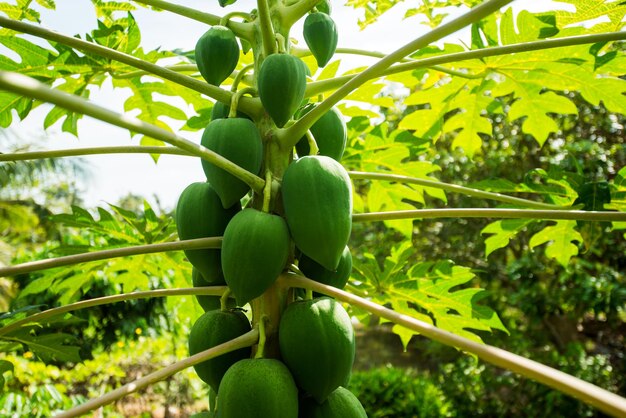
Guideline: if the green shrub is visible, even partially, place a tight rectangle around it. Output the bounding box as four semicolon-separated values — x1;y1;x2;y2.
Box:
348;365;453;418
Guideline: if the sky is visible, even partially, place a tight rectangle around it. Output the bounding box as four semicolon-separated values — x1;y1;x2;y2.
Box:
8;0;569;212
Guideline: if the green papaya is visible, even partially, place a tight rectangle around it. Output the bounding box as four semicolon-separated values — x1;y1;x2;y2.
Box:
279;297;355;403
188;309;252;393
303;13;338;68
200;118;263;208
176;182;240;282
299;246;352;295
192;268;235;311
315;0;331;14
258;54;307;127
282;155;352;270
195;26;239;86
299;387;368;418
221;209;290;305
296;105;347;161
217;358;298;418
211;101;249;121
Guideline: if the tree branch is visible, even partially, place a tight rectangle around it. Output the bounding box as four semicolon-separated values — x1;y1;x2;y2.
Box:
348;171;569;210
54;328;259;418
132;0;254;40
0;71;266;193
279;274;626;418
352;208;626;223
305;31;626;98
0;237;222;278
0;287;228;337
0;146;193;162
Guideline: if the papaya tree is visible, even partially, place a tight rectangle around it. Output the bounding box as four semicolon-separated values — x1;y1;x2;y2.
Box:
1;0;626;416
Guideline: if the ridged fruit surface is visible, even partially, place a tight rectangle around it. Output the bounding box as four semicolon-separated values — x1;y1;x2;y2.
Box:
282;155;352;270
303;13;338;67
299;387;368;418
200;118;263;208
221;209;290;305
195;26;239;86
258;54;307;127
299;246;352;294
188;309;252;393
296;105;347;161
279;297;355;403
175;182;240;282
217;358;298;418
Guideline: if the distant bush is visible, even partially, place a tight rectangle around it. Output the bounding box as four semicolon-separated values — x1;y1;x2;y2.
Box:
348;365;453;418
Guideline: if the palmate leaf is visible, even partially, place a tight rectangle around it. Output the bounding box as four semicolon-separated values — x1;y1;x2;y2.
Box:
529;220;583;268
398;9;626;155
481;219;535;257
17;201;180;304
4;330;81;363
344;123;446;236
555;0;626;33
352;242;507;349
344;0;482;29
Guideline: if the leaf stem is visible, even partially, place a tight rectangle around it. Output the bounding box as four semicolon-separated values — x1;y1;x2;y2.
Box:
348;171;568;210
257;0;277;56
113;64;198;79
0;237;221;278
278;0;515;147
0;72;266;193
254;315;269;359
53;328;259;418
0;146;194;162
0;16;263;117
278;274;626;418
352;208;626;223
305;31;626;97
0;287;228;337
279;0;318;28
132;0;254;40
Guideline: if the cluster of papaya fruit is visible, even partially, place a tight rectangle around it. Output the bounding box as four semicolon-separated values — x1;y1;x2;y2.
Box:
174;1;367;416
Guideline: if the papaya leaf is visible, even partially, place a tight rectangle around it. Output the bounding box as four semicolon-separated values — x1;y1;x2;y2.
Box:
352;242;507;346
481;219;535;257
4;330;82;363
555;0;626;33
344;123;445;237
529;220;583;267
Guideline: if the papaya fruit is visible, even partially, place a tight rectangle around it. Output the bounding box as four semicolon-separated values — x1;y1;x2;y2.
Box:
217;358;298;418
258;53;307;127
296;105;347;161
211;101;249;121
303;13;338;68
279;297;355;403
299;246;352;294
282;155;352;270
299;387;368;418
195;26;239;86
200;118;263;208
315;0;331;14
188;309;252;393
176;182;240;282
221;209;290;305
192;268;235;311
